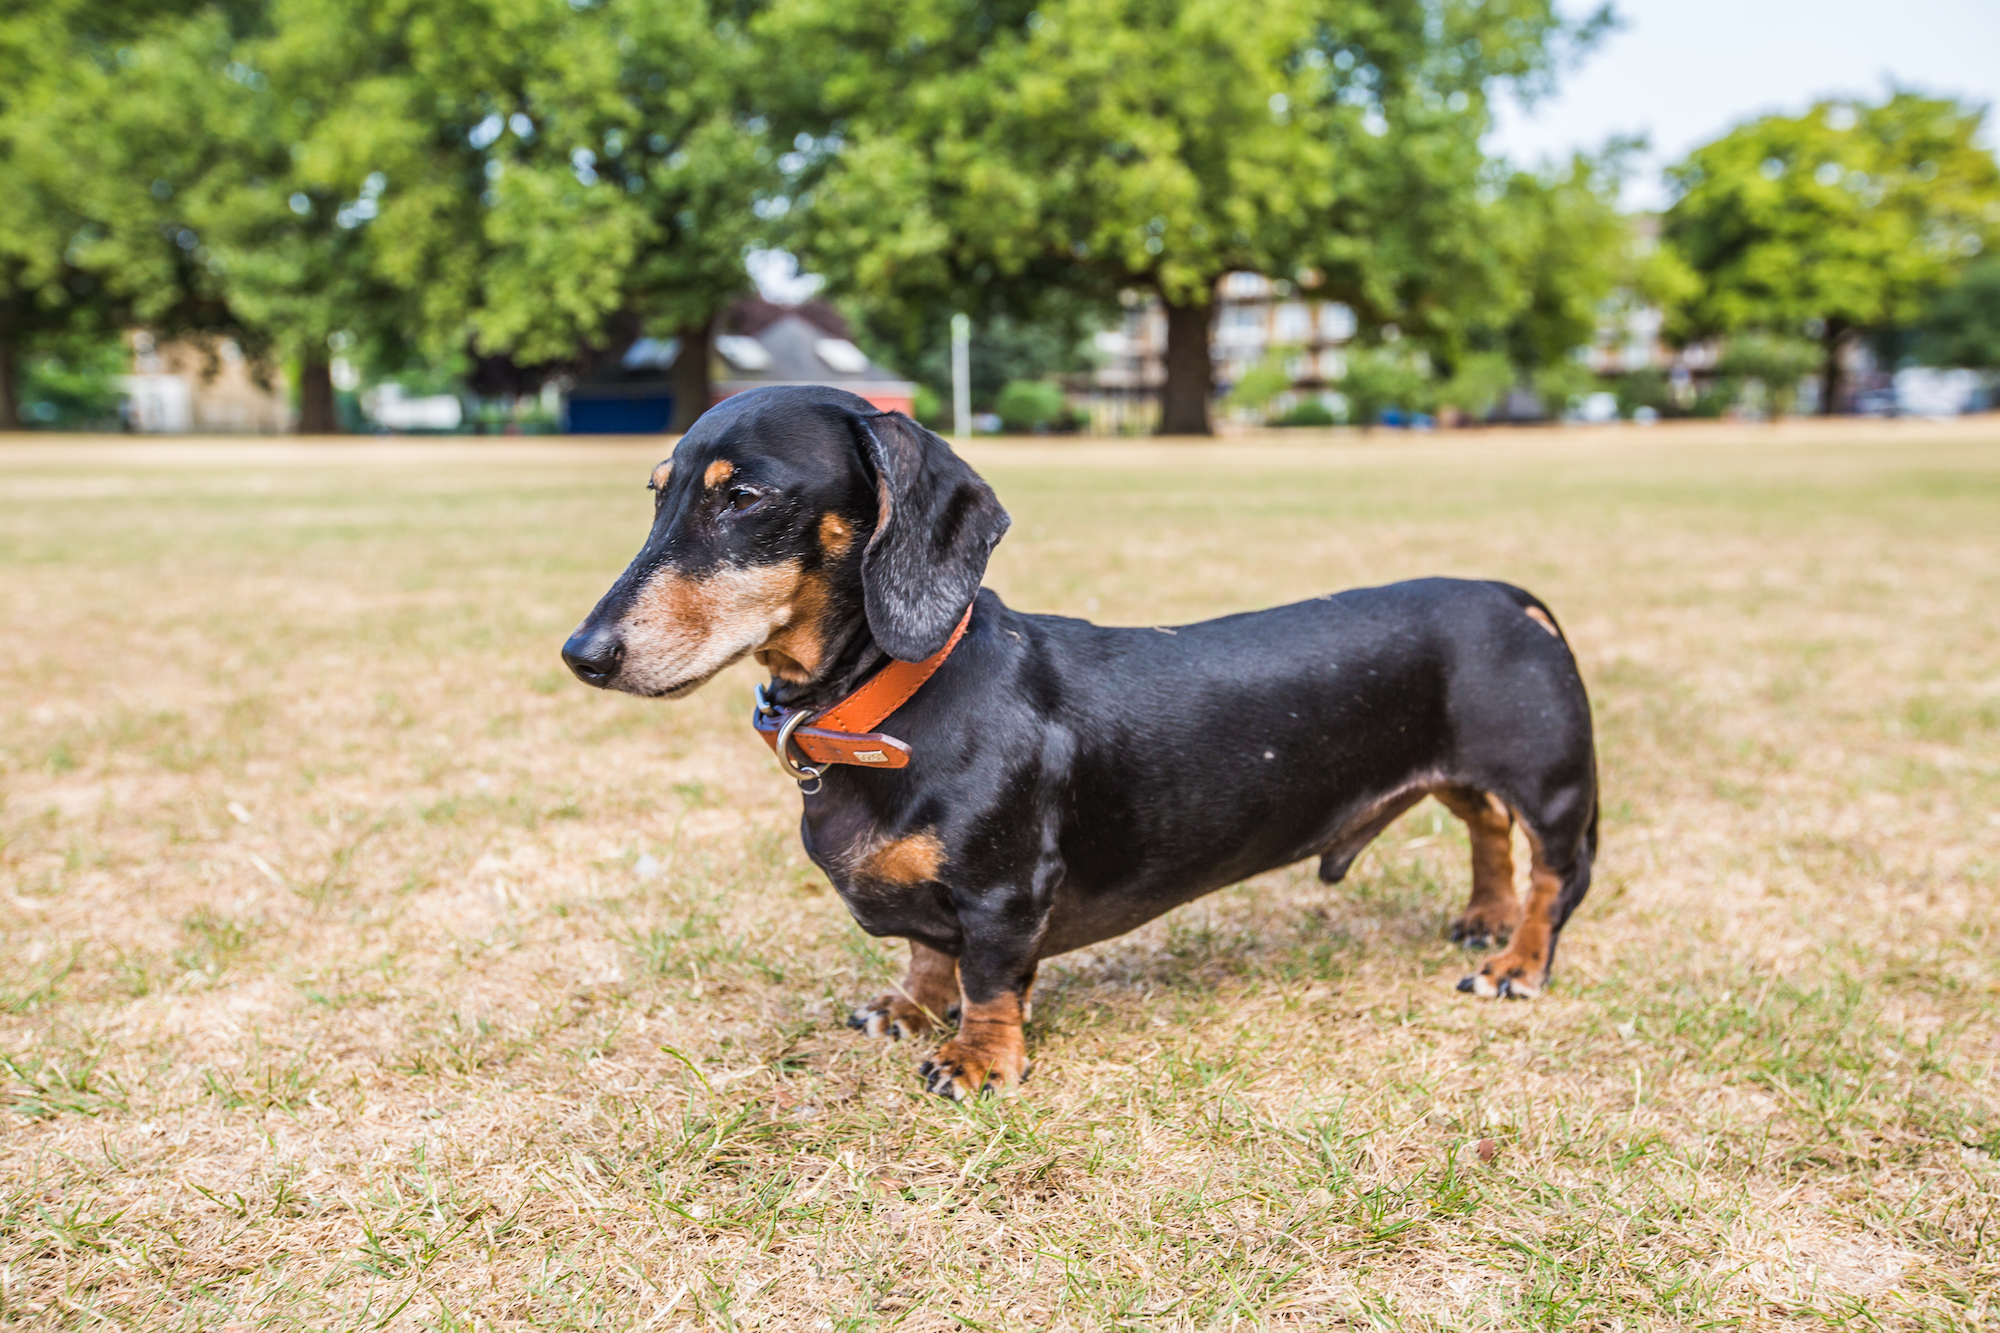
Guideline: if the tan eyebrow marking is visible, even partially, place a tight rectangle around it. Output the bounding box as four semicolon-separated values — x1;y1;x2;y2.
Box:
704;459;734;488
649;460;673;491
818;513;854;559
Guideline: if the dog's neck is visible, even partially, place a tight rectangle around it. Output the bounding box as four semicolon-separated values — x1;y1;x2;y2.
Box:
758;586;895;715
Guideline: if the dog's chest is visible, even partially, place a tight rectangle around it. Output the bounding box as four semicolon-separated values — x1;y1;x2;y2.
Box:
798;793;959;939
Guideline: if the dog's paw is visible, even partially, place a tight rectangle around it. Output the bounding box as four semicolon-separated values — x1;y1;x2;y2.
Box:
845;993;938;1041
918;1037;1028;1100
1448;905;1519;950
1456;953;1544;1000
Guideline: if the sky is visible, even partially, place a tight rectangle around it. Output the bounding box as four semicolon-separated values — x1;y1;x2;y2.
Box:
1485;0;2000;210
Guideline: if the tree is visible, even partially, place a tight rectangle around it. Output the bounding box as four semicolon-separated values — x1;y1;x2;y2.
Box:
1661;93;2000;414
764;0;1599;435
1912;256;2000;370
846;299;1102;421
441;0;778;428
31;2;469;431
32;0;776;433
1478;152;1632;378
1338;342;1431;427
0;0;214;427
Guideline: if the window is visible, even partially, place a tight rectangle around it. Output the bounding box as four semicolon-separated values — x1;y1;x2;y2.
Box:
1319;303;1357;341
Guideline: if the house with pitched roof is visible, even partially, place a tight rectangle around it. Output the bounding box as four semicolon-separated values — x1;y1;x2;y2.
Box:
564;299;913;433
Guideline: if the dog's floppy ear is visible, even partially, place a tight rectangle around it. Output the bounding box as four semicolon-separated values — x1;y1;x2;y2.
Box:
854;411;1011;661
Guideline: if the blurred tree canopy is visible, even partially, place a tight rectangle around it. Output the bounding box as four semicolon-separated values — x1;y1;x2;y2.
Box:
1473;152;1630;380
14;4;1991;435
1911;256;2000;370
1661;93;2000;413
761;0;1609;433
5;0;777;430
0;0;220;427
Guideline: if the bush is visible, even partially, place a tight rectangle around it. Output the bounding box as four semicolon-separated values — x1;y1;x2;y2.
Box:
1339;345;1432;428
1275;399;1336;427
18;332;127;429
911;385;944;428
1612;367;1675;418
1434;352;1514;421
1225;354;1294;417
994;379;1067;433
1530;359;1602;418
1717;332;1818;415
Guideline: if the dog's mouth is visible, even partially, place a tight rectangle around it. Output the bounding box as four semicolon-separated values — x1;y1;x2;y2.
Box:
573;563;805;700
615;643;758;700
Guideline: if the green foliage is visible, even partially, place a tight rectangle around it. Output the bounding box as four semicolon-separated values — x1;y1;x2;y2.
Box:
1716;332;1818;415
1912;256;2000;369
1339;344;1432;427
0;1;221;423
1433;350;1515;420
1529;357;1601;415
910;384;944;429
1225;353;1297;418
1660;94;2000;381
1274;399;1336;427
18;331;126;427
850;303;1100;415
4;0;776;426
1611;366;1675;418
764;0;1599;429
994;379;1067;433
1472;151;1634;373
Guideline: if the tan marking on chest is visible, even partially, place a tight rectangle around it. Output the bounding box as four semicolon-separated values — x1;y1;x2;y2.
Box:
818;512;854;559
862;832;946;885
704;459;734;487
649;460;673;491
1523;605;1560;637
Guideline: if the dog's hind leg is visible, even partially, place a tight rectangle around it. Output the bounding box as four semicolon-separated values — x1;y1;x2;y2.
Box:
848;940;959;1040
1433;785;1521;948
1458;805;1595;1000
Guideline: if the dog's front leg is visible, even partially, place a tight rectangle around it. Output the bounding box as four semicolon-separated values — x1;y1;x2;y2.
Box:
919;872;1053;1100
920;961;1035;1100
848;939;960;1039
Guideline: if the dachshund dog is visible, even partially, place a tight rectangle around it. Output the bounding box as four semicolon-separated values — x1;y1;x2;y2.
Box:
562;385;1598;1098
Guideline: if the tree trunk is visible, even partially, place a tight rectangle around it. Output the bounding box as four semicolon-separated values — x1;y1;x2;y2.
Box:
1158;294;1215;436
669;320;713;433
297;355;338;433
0;334;18;432
1818;324;1848;416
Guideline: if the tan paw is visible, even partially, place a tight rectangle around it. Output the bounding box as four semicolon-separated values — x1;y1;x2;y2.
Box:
918;1035;1028;1100
1456;952;1544;1000
1448;903;1520;950
845;993;939;1041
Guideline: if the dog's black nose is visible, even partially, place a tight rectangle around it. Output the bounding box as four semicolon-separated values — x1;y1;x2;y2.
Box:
561;625;625;686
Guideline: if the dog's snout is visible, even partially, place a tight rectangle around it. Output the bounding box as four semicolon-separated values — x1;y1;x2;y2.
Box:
562;625;626;686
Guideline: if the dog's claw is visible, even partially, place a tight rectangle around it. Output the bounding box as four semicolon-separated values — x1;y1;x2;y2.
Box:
1456;974;1477;993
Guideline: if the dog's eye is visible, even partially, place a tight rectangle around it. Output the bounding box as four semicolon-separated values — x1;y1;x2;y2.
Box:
725;486;761;511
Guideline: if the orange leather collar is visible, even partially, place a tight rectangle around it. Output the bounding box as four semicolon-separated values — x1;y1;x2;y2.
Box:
753;603;975;774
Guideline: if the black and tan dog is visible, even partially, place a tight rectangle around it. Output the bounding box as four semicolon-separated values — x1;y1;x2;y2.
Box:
562;385;1598;1098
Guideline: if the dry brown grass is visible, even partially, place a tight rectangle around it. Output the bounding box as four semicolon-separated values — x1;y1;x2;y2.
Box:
2;418;1998;1330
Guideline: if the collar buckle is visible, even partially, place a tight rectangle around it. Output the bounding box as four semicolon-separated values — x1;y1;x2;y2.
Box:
753;684;823;793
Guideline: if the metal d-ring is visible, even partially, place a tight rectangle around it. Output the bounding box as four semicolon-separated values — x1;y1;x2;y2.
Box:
773;705;824;794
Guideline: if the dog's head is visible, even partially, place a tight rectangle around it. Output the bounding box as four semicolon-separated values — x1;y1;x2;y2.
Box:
561;385;1010;697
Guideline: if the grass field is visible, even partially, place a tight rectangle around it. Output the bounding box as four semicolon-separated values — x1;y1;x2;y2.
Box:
3;418;1999;1331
